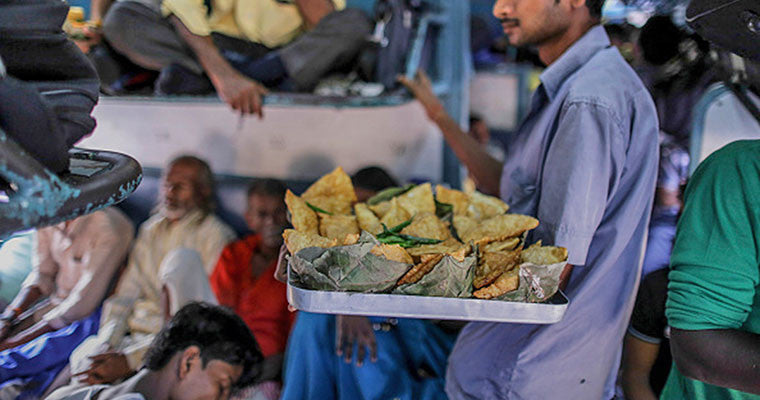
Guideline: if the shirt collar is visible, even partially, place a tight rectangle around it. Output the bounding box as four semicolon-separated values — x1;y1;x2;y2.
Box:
156;209;206;231
539;25;611;102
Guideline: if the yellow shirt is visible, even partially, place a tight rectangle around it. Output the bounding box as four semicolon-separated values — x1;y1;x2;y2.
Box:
162;0;346;49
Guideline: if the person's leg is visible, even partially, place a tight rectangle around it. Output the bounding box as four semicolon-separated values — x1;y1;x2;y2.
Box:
266;8;372;91
103;1;213;94
344;319;416;400
280;312;339;400
103;2;200;74
0;308;100;394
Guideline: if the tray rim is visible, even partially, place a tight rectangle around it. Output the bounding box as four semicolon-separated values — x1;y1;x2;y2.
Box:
287;282;569;324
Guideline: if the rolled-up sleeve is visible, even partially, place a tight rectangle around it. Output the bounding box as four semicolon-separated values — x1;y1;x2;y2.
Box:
161;0;211;36
22;228;58;296
535;100;626;265
666;149;760;331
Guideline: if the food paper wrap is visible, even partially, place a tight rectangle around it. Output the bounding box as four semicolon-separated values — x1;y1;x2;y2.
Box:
289;232;410;293
393;255;476;298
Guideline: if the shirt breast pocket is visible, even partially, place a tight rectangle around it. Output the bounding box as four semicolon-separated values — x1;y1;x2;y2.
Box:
505;168;539;214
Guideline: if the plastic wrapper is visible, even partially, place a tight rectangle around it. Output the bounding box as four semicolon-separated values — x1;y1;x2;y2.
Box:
498;261;567;303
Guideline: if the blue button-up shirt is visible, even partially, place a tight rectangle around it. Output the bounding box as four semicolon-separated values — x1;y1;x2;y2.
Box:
446;26;659;400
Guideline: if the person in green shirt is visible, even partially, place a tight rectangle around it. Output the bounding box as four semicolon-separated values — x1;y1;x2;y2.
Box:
663;139;760;399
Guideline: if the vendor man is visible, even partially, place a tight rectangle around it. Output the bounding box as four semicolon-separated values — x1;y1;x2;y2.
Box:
400;0;659;397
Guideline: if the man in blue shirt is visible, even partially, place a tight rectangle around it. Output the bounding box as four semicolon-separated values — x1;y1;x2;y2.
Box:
399;0;659;397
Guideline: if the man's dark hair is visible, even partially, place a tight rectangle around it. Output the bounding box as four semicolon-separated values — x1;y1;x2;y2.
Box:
585;0;604;20
639;15;683;65
247;178;287;199
144;302;263;389
166;155;216;213
352;166;399;192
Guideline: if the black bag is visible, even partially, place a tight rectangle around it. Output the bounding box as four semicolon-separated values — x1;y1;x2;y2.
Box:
358;0;425;90
0;0;99;173
686;0;760;61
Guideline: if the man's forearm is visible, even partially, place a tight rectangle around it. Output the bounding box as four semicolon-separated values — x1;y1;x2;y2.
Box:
2;320;55;349
168;16;239;84
432;110;503;195
671;327;760;394
622;372;657;400
294;0;335;29
90;0;114;23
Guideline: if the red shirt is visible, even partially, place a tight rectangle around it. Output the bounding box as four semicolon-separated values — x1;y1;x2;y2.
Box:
210;234;295;357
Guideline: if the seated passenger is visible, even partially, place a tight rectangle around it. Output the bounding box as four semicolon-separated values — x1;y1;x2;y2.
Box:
210;178;293;400
0;208;134;398
210;179;293;362
66;248;218;388
46;302;263;400
100;0;371;115
69;155;235;385
0;230;36;309
280;167;457;400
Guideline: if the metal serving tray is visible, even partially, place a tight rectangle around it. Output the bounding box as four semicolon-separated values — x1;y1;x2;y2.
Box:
287;282;569;324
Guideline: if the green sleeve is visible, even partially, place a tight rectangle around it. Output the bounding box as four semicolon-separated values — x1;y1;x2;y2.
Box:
666;141;760;331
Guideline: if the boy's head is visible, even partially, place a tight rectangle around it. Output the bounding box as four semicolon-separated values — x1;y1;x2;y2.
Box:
144;302;263;399
351;166;399;202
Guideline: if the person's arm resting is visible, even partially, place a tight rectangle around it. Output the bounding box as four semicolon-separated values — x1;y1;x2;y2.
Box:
670;328;760;393
168;15;268;116
622;333;660;400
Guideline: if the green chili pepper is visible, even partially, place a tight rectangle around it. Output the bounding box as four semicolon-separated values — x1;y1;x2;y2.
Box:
366;184;416;205
305;201;333;215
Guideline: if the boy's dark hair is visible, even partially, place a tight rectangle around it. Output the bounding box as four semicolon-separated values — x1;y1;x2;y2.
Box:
144;302;263;389
352;166;399;192
247;178;287;199
585;0;605;20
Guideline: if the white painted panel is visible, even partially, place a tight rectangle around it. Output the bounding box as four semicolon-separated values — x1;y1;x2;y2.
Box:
80;98;443;182
698;90;760;164
469;73;520;130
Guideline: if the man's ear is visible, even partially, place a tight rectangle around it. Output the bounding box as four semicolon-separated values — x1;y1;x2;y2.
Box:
178;345;201;380
569;0;587;11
